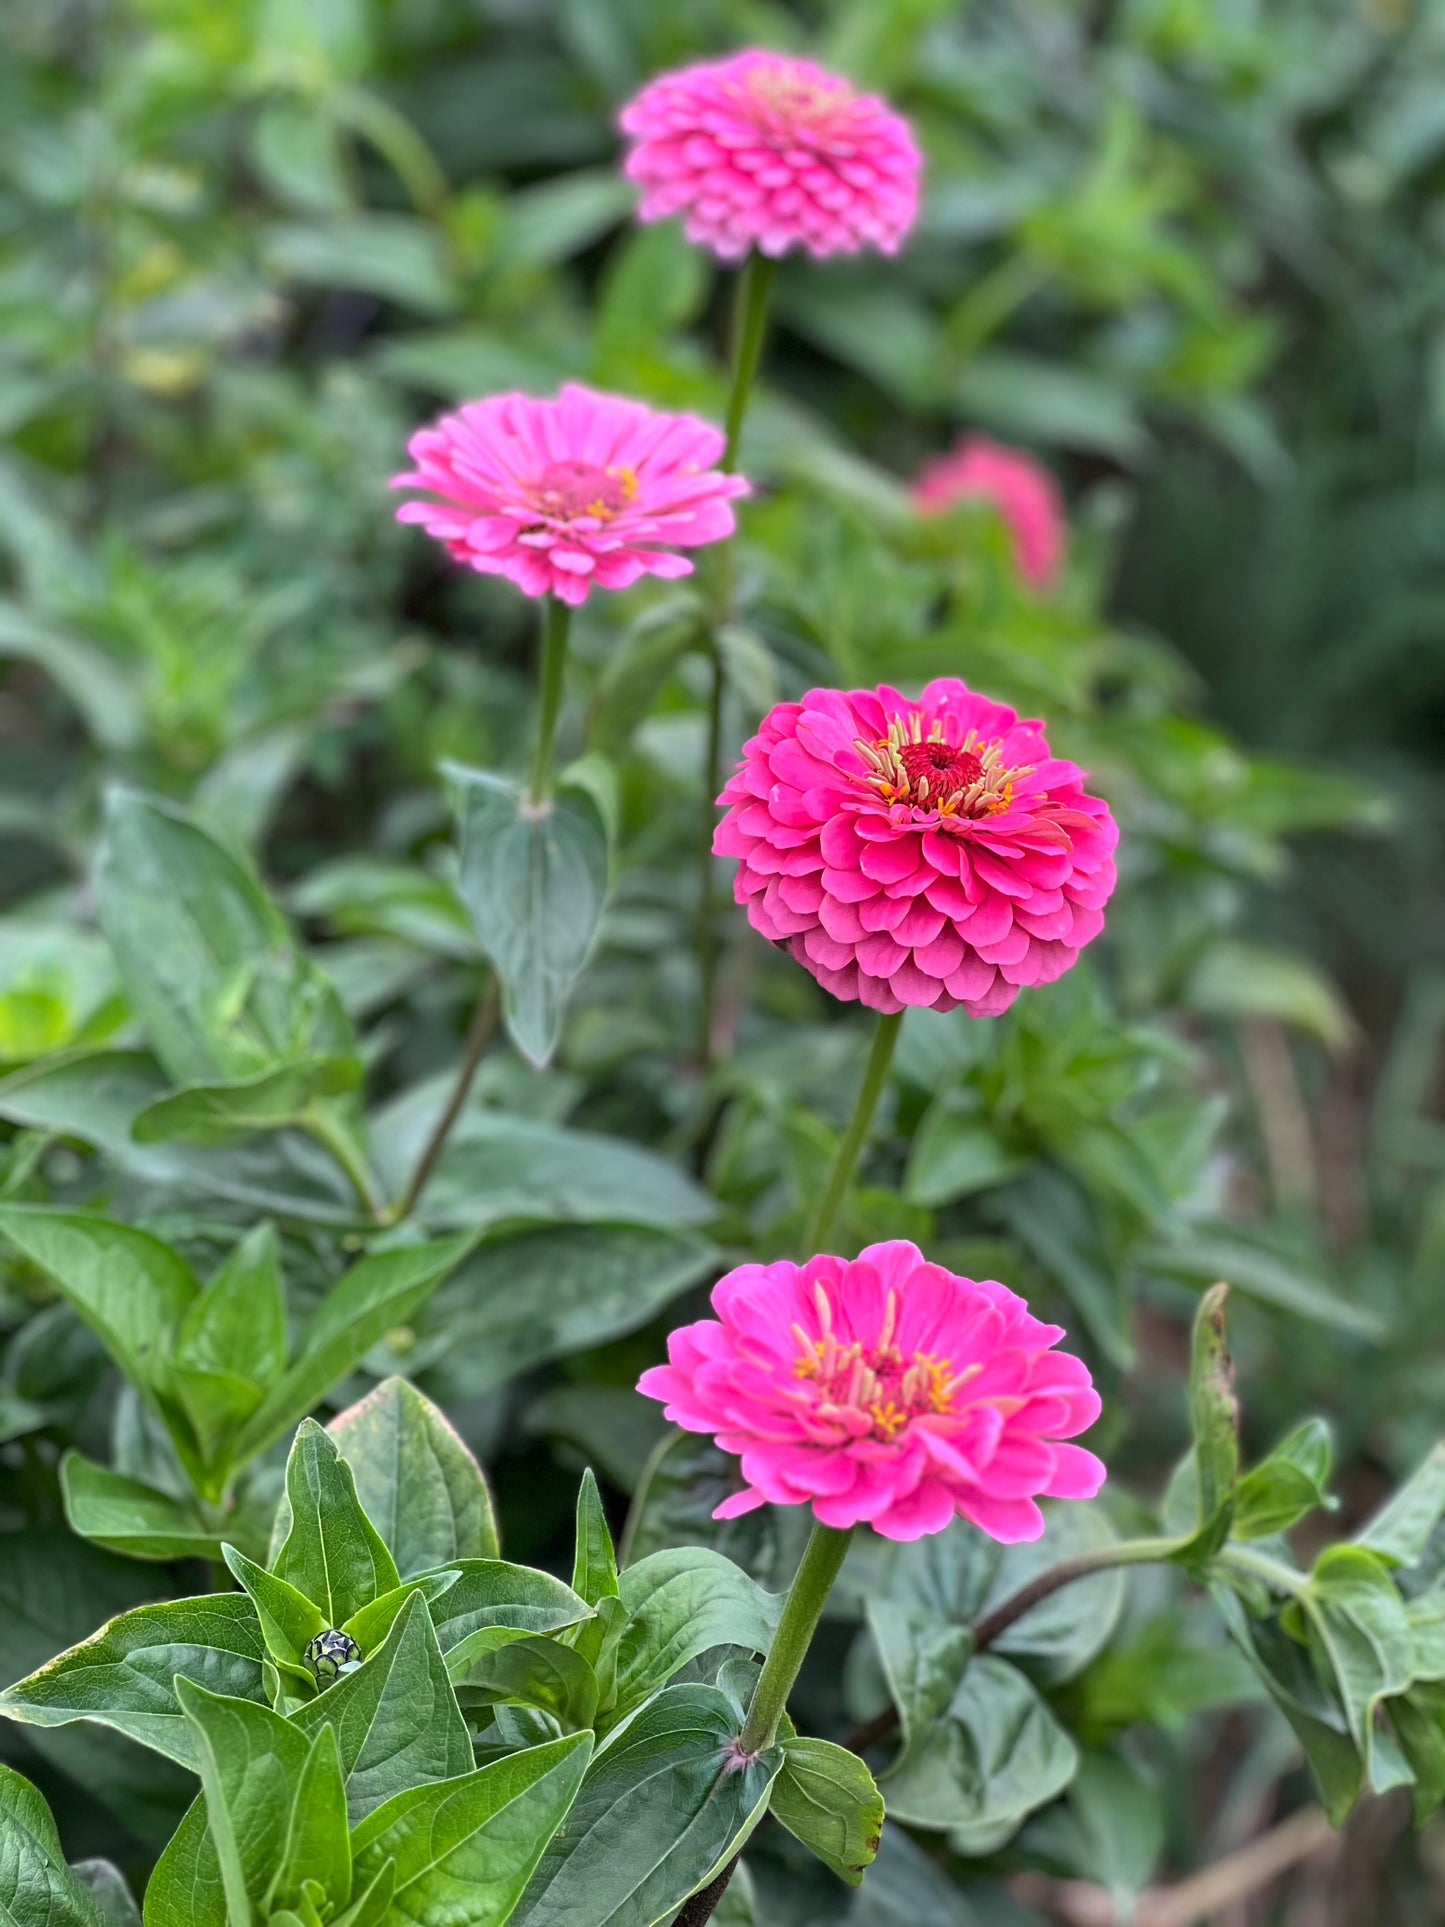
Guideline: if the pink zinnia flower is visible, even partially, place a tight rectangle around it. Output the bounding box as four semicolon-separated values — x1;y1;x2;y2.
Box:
619;50;921;262
639;1242;1104;1542
391;383;749;607
714;678;1116;1018
913;435;1067;591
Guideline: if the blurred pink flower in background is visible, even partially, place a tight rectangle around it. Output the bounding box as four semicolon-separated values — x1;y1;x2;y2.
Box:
912;434;1067;590
619;50;921;261
714;677;1116;1018
639;1241;1104;1542
392;383;749;606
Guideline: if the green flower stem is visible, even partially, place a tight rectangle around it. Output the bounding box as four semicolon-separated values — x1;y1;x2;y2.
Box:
722;251;777;472
305;1104;384;1222
804;1009;903;1252
698;251;777;1073
739;1520;852;1756
1216;1542;1308;1598
530;595;573;802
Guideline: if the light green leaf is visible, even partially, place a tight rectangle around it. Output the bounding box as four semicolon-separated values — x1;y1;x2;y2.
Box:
903;1096;1025;1208
60;1455;220;1562
288;1594;473;1823
1296;1546;1415;1765
143;1802;223;1927
1233;1419;1334;1540
341;1572;462;1657
230;1233;478;1461
175;1679;311;1927
351;1735;592;1927
1358;1442;1445;1567
273;1725;351;1919
453;768;609;1067
272;1420;401;1628
452;1636;598;1732
1143;1233;1385;1340
0;1764;110;1927
571;1470;619;1611
131;1056;360;1146
0;1205;196;1399
981;1503;1127;1685
425;1561;592;1675
220;1546;325;1684
612;1550;781;1724
1185;940;1355;1051
513;1684;782;1927
1188;1282;1238;1535
171;1225;287;1472
328;1377;498;1575
0;1595;267;1767
771;1737;884;1887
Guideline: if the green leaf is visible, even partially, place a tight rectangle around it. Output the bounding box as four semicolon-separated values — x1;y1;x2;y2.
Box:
274;1725;351;1918
143;1802;223;1927
271;1419;401;1628
1295;1545;1415;1766
980;1503;1127;1685
1184;940;1355;1051
903;1096;1026;1208
453;768;608;1067
0;1595;267;1768
95;790;355;1087
0;1765;110;1927
1358;1442;1445;1567
0;1206;196;1399
328;1377;498;1575
421;1560;591;1682
351;1734;592;1927
1233;1419;1334;1540
869;1605;1077;1841
586;596;704;757
175;1678;311;1927
221;1546;325;1684
452;1636;598;1732
171;1225;287;1473
341;1572;462;1657
771;1737;884;1888
72;1862;140;1927
131;1056;360;1145
612;1550;782;1724
571;1470;619;1611
1389;1683;1445;1823
1142;1231;1386;1340
398;1226;715;1397
288;1594;473;1822
230;1233;478;1461
60;1455;220;1562
1188;1282;1238;1534
513;1684;782;1927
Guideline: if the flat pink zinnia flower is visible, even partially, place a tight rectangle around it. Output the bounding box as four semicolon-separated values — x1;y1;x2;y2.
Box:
391;383;749;606
639;1242;1104;1542
715;678;1117;1018
913;435;1067;590
619;50;921;262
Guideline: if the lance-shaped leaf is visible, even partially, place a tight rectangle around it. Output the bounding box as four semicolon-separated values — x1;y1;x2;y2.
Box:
328;1377;498;1575
1188;1282;1238;1537
0;1594;267;1767
453;767;608;1067
0;1764;111;1927
567;1471;620;1673
230;1234;478;1462
1289;1545;1415;1770
272;1724;352;1919
424;1561;592;1676
272;1420;401;1627
513;1684;782;1927
175;1679;312;1927
171;1225;287;1472
131;1055;360;1146
770;1736;884;1888
1358;1442;1445;1568
221;1546;325;1692
452;1636;599;1733
288;1593;473;1822
1232;1418;1334;1541
351;1734;591;1927
61;1455;221;1563
0;1207;197;1402
611;1549;781;1724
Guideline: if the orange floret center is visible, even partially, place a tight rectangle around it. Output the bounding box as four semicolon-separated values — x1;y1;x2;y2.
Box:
789;1282;980;1442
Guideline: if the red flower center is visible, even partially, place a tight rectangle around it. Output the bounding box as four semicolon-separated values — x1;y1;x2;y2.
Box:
532;459;636;522
896;740;984;800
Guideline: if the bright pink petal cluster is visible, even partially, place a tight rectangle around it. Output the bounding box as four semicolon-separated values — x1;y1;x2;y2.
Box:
913;435;1067;590
391;383;749;607
639;1242;1104;1542
715;678;1116;1017
619;50;921;262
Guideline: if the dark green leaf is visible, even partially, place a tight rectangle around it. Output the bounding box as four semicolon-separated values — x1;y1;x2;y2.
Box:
272;1420;401;1627
351;1735;591;1927
571;1470;619;1611
612;1550;781;1724
60;1455;220;1562
0;1765;109;1927
424;1560;591;1679
771;1737;884;1887
452;1636;598;1731
453;768;608;1067
0;1595;267;1768
131;1057;360;1146
274;1725;351;1919
328;1377;498;1575
175;1679;311;1927
513;1684;782;1927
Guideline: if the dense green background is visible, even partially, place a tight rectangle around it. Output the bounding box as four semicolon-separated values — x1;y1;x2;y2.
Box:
3;0;1445;1920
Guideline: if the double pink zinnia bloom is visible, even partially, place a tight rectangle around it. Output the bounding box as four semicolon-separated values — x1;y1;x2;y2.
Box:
913;434;1067;591
716;677;1116;1017
640;1243;1103;1543
391;383;748;606
620;50;921;262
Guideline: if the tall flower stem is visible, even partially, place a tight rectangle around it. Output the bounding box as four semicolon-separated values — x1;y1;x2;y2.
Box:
530;595;573;802
738;1520;852;1756
805;1009;903;1252
391;975;501;1222
698;251;777;1073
